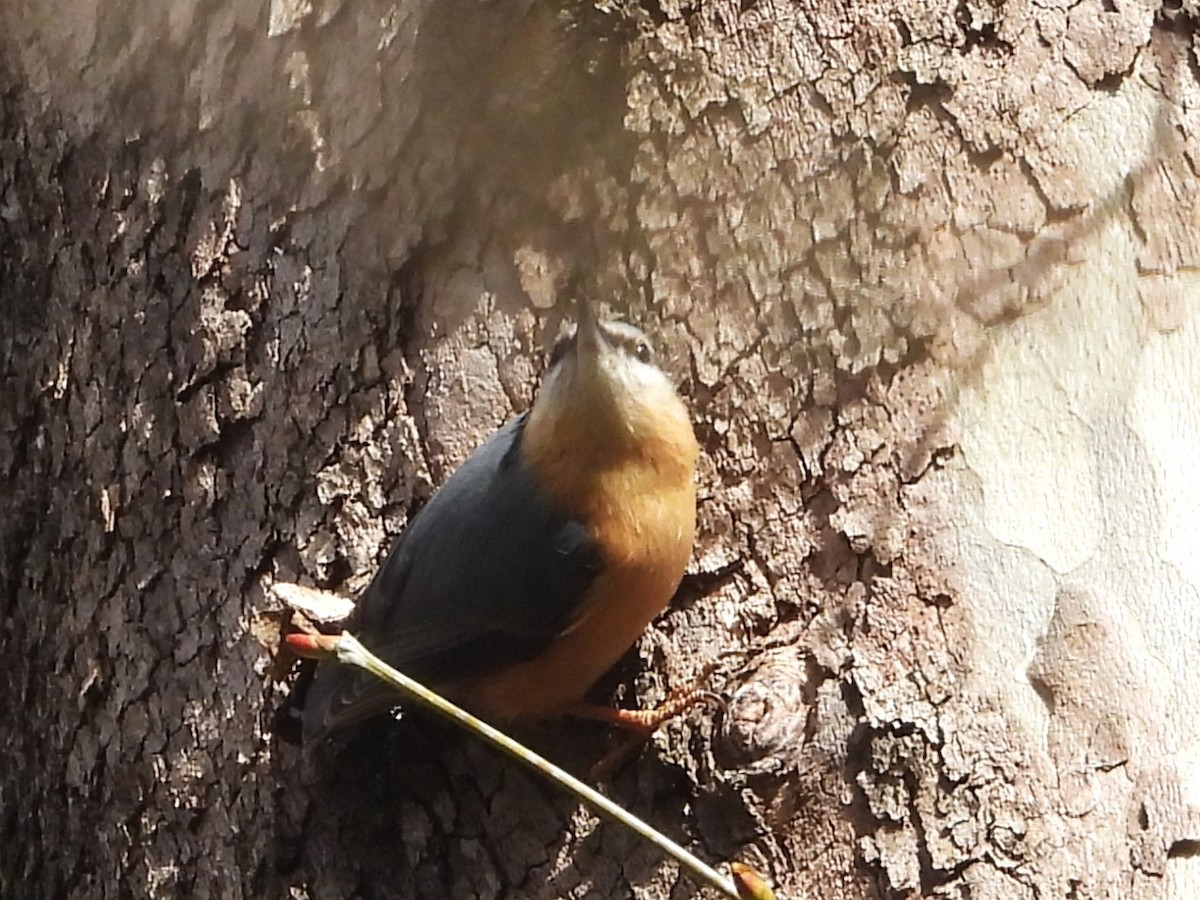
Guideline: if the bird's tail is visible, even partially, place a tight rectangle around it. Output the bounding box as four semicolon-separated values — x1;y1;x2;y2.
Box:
301;659;399;748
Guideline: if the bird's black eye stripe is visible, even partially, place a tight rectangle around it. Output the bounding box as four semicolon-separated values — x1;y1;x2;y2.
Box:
605;328;654;364
549;333;575;366
549;322;655;366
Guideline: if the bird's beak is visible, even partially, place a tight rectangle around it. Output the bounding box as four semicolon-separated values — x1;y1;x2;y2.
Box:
576;299;603;355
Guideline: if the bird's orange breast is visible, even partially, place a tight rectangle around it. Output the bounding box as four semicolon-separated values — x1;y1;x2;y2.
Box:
459;392;699;721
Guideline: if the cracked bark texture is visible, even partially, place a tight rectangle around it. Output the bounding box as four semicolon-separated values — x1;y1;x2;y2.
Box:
2;1;1199;898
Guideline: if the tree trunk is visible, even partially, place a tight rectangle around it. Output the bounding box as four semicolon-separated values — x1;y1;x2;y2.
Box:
2;1;1198;898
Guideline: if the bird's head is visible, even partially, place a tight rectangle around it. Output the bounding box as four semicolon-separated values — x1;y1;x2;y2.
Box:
528;302;695;468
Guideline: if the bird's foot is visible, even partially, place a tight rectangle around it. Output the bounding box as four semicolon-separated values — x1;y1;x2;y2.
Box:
569;686;721;737
570;686;724;780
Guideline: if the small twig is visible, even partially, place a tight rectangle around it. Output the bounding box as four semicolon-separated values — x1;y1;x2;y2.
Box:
289;631;774;899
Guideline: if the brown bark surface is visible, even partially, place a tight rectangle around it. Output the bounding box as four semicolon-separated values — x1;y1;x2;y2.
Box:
2;1;1198;898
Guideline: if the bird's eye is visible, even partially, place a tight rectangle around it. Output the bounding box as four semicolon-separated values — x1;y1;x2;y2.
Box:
634;341;652;363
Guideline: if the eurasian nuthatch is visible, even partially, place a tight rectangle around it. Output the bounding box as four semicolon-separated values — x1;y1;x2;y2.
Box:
302;303;699;743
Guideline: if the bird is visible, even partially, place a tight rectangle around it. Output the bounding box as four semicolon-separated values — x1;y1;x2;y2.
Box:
299;302;700;745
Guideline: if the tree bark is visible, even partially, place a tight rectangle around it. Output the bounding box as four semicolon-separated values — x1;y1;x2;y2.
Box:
2;1;1198;898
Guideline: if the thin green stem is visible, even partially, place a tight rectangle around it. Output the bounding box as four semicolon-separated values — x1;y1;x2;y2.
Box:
332;632;742;899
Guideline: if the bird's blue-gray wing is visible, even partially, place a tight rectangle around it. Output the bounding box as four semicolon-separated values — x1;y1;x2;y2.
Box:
302;414;603;743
